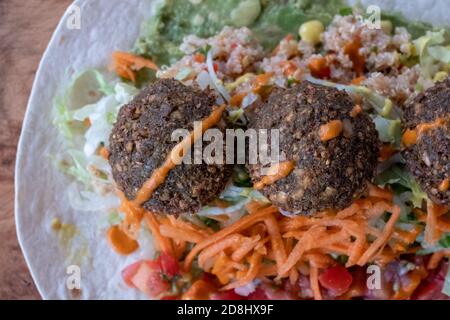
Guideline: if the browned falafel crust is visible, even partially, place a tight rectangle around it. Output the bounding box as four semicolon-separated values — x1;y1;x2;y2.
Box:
109;79;232;215
402;77;450;206
247;81;380;215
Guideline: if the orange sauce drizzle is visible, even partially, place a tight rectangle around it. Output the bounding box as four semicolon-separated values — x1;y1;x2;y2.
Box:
107;225;139;255
254;161;296;190
319;120;343;141
132;104;225;206
106;105;226;255
402;117;448;147
349;104;362;118
439;179;449;192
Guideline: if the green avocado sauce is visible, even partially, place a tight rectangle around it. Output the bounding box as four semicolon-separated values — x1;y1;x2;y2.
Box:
133;0;436;66
134;0;346;65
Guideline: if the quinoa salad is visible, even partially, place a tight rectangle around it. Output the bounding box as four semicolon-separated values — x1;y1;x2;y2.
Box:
52;1;450;300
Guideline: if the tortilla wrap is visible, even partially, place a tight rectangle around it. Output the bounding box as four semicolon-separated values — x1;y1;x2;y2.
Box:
15;0;450;299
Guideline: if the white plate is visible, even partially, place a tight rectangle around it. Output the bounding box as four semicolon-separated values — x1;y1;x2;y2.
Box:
15;0;449;300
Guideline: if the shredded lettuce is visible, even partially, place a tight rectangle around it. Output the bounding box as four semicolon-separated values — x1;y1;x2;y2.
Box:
53;69;138;211
375;164;427;209
372;116;402;147
197;184;269;224
304;75;400;119
74;82;138;156
413;29;450;80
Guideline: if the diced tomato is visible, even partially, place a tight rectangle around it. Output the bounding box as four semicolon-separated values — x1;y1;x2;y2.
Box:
121;261;142;288
146;269;171;297
213;63;219;72
319;266;353;296
131;260;170;298
247;287;269;300
341;266;367;299
211;290;244;300
159;252;179;278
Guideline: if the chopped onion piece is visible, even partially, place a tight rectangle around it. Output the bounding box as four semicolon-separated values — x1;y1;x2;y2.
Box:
206;49;231;102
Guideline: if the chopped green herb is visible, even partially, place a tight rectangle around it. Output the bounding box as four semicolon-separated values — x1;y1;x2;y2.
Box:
439;234;450;248
199;216;221;231
339;7;353;16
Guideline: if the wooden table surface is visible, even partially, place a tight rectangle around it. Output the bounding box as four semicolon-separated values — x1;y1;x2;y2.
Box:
0;0;72;300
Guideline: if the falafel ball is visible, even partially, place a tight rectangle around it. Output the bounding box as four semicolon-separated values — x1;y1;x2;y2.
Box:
402;77;450;206
109;79;232;215
246;81;380;215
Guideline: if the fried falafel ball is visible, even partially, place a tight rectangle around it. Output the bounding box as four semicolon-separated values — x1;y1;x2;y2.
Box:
247;81;380;215
109;79;232;215
402;77;450;206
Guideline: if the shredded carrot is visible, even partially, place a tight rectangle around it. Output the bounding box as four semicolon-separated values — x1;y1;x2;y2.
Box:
222;252;262;290
289;268;299;285
308;56;331;79
378;144;397;162
437;215;450;232
99;146;110;160
193;53;206;63
439;178;450;192
319;120;343;141
351;75;366;85
231;235;261;262
349;104;362;118
347;232;366;267
344;36;365;76
159;224;205;243
111;51;159;83
198;234;243;268
393;225;422;244
281;60;298;76
310;266;323;300
304;252;335;269
246;201;270;213
230;92;246;107
183;206;277;270
144;212;174;257
264;215;287;272
391;269;424;300
279;228;315;276
357;205;400;266
424;200;448;245
427;250;450;269
367;183;393;202
150;191;423;297
83;118;91;127
252;72;273;94
118;192;145;239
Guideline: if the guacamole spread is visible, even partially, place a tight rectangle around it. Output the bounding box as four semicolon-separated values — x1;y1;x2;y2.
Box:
134;0;433;65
